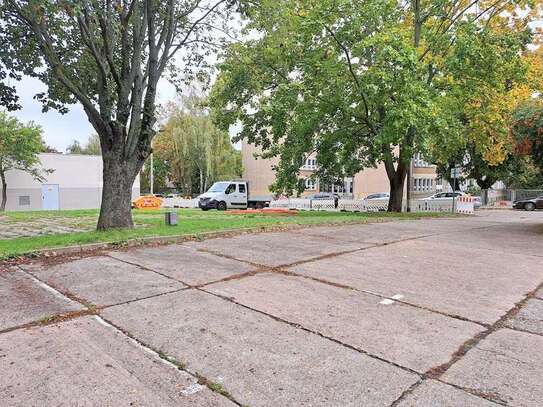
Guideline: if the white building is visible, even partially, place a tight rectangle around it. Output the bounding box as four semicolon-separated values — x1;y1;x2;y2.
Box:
4;153;140;211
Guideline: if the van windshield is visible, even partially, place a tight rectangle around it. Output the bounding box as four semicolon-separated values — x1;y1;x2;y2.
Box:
208;182;230;193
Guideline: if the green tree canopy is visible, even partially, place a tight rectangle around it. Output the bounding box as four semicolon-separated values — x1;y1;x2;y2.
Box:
1;0;235;229
513;101;543;172
211;0;538;211
66;134;102;155
0;111;49;211
153;96;241;196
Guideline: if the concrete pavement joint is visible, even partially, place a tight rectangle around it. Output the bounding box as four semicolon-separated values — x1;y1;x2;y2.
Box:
109;250;268;291
2;269;245;406
416;279;543;405
1;266;188;337
105;254;194;287
195;247;269;269
288;220;503;244
197;286;423;378
195;221;509;273
193;239;493;328
388;378;425;407
273;268;490;328
432;379;507;406
98;287;191;311
0;308;98;335
18;266;97;310
96;314;245;407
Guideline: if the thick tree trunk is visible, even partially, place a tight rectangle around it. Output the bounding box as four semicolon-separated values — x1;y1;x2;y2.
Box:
0;171;7;212
388;171;406;212
384;154;408;213
97;153;142;230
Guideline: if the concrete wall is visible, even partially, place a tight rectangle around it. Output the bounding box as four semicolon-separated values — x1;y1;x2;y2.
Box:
352;164;391;198
5;153;140;211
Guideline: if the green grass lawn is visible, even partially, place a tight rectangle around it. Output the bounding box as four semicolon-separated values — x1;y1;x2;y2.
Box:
0;208;454;259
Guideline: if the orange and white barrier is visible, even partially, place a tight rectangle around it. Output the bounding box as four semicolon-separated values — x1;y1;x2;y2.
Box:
132;195;163;209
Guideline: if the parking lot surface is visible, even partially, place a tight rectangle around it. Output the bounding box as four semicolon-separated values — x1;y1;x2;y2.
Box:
2;210;542;406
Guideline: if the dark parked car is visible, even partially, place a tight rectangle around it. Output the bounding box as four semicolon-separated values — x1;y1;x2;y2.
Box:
513;195;543;211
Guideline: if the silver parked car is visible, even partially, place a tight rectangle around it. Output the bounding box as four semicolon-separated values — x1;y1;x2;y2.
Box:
366;192;390;200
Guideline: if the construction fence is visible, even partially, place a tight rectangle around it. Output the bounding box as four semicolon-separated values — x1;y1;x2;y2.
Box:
160;196;476;214
480;189;543;208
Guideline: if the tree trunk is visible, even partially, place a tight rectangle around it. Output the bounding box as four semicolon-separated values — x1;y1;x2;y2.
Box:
388;170;406;212
384;154;408;213
0;170;7;212
97;152;142;230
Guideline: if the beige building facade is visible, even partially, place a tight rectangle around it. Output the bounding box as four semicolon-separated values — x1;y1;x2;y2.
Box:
242;141;437;199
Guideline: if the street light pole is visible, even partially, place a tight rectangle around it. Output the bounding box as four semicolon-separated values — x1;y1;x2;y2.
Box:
150;151;154;195
406;158;412;212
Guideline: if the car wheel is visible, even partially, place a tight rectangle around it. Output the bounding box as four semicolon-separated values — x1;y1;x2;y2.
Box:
201;208;209;211
525;202;536;211
217;201;227;211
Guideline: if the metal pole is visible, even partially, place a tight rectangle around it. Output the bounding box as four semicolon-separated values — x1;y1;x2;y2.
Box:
452;173;456;213
150;151;154;196
406;158;412;212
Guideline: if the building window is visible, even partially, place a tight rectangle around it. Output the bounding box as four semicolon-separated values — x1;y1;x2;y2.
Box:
18;196;30;206
302;157;317;170
414;178;436;192
304;178;317;190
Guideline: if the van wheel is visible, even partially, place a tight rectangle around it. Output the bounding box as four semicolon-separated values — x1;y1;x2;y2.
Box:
525;202;536;211
217;201;227;211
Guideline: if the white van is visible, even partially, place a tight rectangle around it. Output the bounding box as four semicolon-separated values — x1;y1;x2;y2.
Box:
198;181;272;211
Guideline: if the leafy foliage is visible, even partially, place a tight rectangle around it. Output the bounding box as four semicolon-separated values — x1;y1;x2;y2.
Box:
140;155;171;193
0;111;49;210
211;0;539;210
512;101;543;171
66;134;102;155
151;96;241;195
0;0;236;228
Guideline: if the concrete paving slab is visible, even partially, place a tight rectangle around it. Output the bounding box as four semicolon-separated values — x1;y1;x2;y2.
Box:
108;245;254;285
290;222;430;244
421;222;543;258
475;209;543;224
0;271;82;331
102;290;419;407
289;239;543;324
186;231;370;266
0;316;234;406
207;273;485;372
443;328;543;407
396;380;499;407
505;299;543;335
23;256;185;306
292;218;499;245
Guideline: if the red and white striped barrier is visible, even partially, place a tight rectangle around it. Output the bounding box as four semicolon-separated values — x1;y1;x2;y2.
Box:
456;195;475;214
